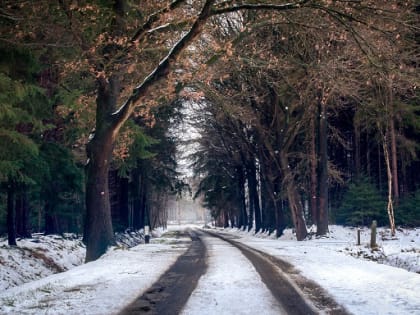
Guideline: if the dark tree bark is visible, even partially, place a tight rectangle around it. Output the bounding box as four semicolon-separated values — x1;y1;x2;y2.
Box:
275;203;286;237
354;121;361;179
366;132;371;177
44;201;60;235
119;176;130;230
132;167;148;230
261;181;276;234
280;151;307;241
7;181;17;246
84;77;119;262
390;117;399;205
109;171;129;232
224;210;229;228
248;161;261;233
310;112;318;226
236;166;247;229
317;100;329;236
246;161;255;231
15;187;31;238
259;147;277;233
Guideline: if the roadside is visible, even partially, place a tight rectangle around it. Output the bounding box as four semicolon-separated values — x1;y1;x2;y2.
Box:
214;226;420;315
0;225;419;315
0;228;190;315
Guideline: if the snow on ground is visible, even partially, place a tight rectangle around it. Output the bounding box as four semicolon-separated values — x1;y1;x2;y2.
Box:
0;224;419;315
217;225;420;315
0;234;85;291
181;233;286;315
0;226;190;315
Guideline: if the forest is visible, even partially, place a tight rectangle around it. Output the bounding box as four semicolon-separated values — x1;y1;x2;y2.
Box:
0;1;419;262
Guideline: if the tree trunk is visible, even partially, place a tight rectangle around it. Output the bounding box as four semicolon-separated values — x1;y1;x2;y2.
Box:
317;100;329;236
236;166;244;228
246;161;258;232
354;121;361;179
44;201;60;235
109;171;129;232
143;182;150;228
85;138;115;262
16;186;31;238
236;166;247;229
388;76;399;205
7;181;17;246
119;176;129;230
131;168;143;230
274;176;286;237
279;151;307;240
382;132;396;236
260;177;275;233
84;77;119;262
390;117;399;205
310;113;318;226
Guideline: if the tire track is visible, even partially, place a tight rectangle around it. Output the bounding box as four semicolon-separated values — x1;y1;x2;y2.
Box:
119;229;207;315
204;230;350;315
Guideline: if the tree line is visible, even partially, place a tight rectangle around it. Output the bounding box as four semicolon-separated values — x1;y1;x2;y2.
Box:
191;1;420;238
0;1;419;261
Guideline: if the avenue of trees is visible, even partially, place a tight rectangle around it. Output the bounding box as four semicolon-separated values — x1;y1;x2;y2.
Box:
0;1;419;261
191;1;420;238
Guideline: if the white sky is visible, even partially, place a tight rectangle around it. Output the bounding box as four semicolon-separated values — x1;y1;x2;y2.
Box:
1;225;419;314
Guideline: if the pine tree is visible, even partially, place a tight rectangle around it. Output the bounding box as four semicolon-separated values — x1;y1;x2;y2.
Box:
337;178;387;226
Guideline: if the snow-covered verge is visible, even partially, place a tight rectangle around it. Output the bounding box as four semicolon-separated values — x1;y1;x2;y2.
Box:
223;225;420;274
214;225;420;315
0;230;148;291
0;234;86;291
0;227;190;315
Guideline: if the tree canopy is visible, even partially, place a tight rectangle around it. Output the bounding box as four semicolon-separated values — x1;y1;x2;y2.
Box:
0;0;419;260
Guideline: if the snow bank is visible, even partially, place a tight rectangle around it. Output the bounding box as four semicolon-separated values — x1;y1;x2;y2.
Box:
0;234;85;291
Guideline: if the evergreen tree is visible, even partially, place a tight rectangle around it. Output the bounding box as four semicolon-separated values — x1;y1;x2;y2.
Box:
337;178;387;226
0;46;44;245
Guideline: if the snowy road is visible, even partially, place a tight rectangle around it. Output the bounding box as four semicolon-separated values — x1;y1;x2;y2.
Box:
1;225;419;314
120;230;207;314
181;231;288;315
122;229;346;315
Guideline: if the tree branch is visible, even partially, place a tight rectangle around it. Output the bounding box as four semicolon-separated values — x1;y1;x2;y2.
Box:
111;0;216;132
211;0;311;15
130;0;187;43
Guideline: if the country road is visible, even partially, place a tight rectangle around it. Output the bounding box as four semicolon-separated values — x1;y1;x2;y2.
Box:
120;229;349;315
1;226;419;315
